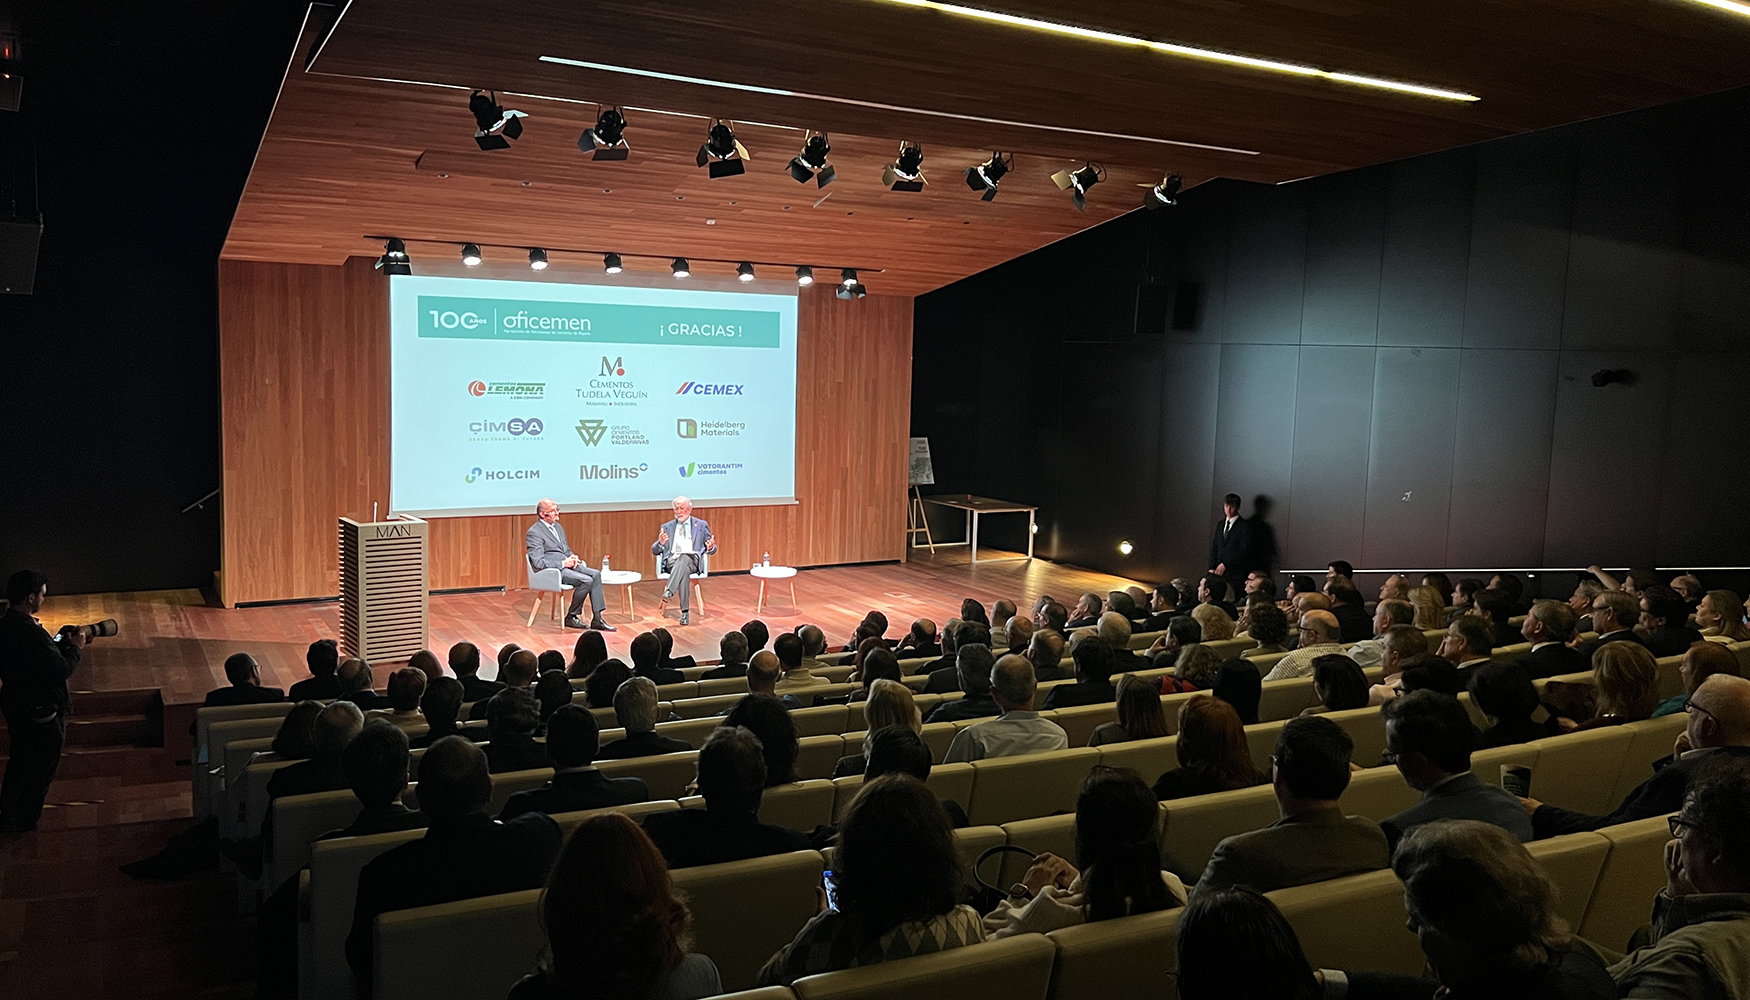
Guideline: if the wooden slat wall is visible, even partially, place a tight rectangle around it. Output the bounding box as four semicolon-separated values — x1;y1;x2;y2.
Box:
217;256;912;606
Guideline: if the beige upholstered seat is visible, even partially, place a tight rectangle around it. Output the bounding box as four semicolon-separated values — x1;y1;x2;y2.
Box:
1524;832;1611;932
195;704;296;817
1580;815;1674;951
680;779;837;832
675;850;826;991
1271;868;1422;976
1606;714;1686;805
1046;907;1181;1000
797;734;849;780
1095;735;1179;781
1159;783;1281;874
270;787;386;884
789;933;1057;1000
1321;705;1389;767
966;747;1102;826
1524;728;1634;814
374;888;542;1000
301;827;427;1000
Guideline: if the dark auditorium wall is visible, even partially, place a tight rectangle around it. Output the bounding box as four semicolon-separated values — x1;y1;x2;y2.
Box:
912;87;1750;586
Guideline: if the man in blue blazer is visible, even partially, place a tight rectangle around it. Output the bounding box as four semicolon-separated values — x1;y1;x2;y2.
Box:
526;498;613;631
651;495;717;626
1378;690;1532;851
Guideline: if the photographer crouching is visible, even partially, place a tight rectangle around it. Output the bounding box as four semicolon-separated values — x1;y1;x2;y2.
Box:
0;570;114;834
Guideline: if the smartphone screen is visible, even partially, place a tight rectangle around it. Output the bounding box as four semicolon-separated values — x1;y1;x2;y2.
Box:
822;870;840;912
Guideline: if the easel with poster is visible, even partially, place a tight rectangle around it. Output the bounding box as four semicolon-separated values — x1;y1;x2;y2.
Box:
906;437;935;552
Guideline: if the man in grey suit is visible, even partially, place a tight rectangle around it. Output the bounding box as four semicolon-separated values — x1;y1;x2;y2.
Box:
651;495;717;627
526;498;614;631
1194;716;1390;894
1378;690;1531;851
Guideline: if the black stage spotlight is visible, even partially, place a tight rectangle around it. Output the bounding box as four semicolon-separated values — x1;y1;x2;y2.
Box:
836;280;867;300
469;90;527;150
840;268;858;287
672;258;691;278
789;132;835;187
1051;162;1106;211
1142;173;1182;210
737;262;756;282
964;152;1012;201
461;243;482;266
528;248;549;270
882;143;926;192
579;107;629;160
696;120;750;178
603;253;623;274
375;238;411;275
795;265;814;286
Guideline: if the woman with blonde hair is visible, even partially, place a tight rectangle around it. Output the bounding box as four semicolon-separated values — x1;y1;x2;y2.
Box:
1089;675;1171;746
1554;641;1660;732
1696;589;1750;643
833;678;923;777
1408;585;1447;631
1190;603;1235;642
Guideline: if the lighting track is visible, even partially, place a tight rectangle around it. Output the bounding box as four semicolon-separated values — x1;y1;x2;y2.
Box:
360;236;883;275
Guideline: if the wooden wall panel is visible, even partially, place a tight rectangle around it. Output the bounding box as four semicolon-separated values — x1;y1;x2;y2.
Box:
219;258;911;605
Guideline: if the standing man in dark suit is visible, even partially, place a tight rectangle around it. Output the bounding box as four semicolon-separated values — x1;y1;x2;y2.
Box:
498;704;646;820
651;495;718;627
526;498;614;632
202;652;286;706
0;570;84;834
1208;493;1255;600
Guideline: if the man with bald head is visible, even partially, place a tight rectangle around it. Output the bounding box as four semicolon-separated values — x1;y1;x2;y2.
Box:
345;736;560;984
527;498;613;631
895;618;940;659
989;601;1018;647
943;654;1068;763
747;648;802;709
1378;574;1409;602
651;495;718;627
1263;610;1345;681
1525;674;1750;838
1004;615;1035;656
1026;628;1070;682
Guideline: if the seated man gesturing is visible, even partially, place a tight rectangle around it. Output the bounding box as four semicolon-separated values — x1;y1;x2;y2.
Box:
652;495;718;626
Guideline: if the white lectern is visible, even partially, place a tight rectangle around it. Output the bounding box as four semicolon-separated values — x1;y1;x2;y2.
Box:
339;515;429;661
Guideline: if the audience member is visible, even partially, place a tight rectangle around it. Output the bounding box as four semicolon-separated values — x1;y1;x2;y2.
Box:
1302;654;1369;715
1670;573;1705;608
1577;590;1647;660
1408;584;1447;631
1066;592;1103;629
1153;696;1266;800
643;726;809;869
484;688;551;773
1527;674;1750;837
1654;641;1741;717
1346;599;1412;669
1488;570;1526;610
630;632;685;686
269;700;325;759
449;641;502;703
536;650;565;678
924;644;1000;722
1198;572;1238;620
653;627;696;673
1421;572;1453;601
773;631;827;693
344;737;561;986
723;693;801;786
987;601;1017;646
1366;625;1430;706
1439;614;1494;683
1040;636;1116;710
1283;574;1319;603
832;679;922;778
1450;578;1484;622
1378;573;1410;602
266;701;364;800
1174;886;1318;1000
894;617;940;659
1515;599;1587;678
534;668;574;729
851;645;903;701
1262;611;1344;681
1089;675;1171;747
944;655;1067;762
757;775;982;985
1037;600;1070;638
1326;560;1355;588
861;725;969;828
744;650;801;710
1163;639;1222;694
1190;603;1235;643
957;601;987;630
203;652;285;706
565;630;609;679
288;639;342;702
1398;653;1464;697
499;704;646;821
1107;590;1139;625
700;630;749;680
1211;658;1263;725
1327;584;1370;643
509;812;720;1000
985;766;1185;938
336;657;389;710
1379;691;1529;850
599;678;692;760
1552;641;1659;733
1026;628;1071;682
1472;588;1519;649
583;658;633;710
409;676;472;748
405;649;444;684
1194;716;1389;894
1097;612;1141;671
1171;579;1198;616
1242;602;1290;657
1469;662;1554;749
332;720;425;837
1002;615;1034;655
1639;585;1704;657
1569;579;1604;633
1148;614;1201;669
740;619;770;655
1589;565;1658;596
1140;584;1179;633
469;648;539;720
1697;588;1750;643
372;667;426;731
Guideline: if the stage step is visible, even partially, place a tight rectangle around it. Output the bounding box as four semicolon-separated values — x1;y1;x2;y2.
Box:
0;688;164;754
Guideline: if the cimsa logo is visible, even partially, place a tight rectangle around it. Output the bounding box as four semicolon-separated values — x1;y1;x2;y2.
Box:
468;417;544;441
675;381;745;396
575;419;608;446
580;463;648;480
677;418;698;439
599;356;626;377
465;467;541;483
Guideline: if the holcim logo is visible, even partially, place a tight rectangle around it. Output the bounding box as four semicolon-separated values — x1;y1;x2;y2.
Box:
466;467;540;483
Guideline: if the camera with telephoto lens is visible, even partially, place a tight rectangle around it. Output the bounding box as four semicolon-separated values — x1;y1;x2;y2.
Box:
54;619;119;643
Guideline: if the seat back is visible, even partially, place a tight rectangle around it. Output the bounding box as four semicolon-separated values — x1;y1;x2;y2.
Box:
527;555;563;593
698;678;754;698
1095;735;1178;782
997;813;1078;887
1050;703;1117;747
302;828;428;1000
405;767;554;815
681;779;836;832
234;756;301;841
597;751;701;800
797;735;847;780
1257;677;1320;723
674;850;823;991
1161;783;1281;874
205;717;291;819
653;714;721;747
1243;720;1289;774
1468;743;1541;789
1321;706;1388;767
270;788;390;885
1524;728;1634;814
966;748;1102;826
793;705;851;737
1524;832;1610;933
919;723;959;761
1607;714;1686;805
374;889;541;1000
1270;869;1421;976
790;932;1057;1000
1046;907;1181;1000
830;763;977;824
1580;815;1675;952
1337;766;1422;827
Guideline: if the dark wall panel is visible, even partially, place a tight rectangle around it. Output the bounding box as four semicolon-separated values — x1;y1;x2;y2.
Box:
1656;355;1750;566
1462;129;1575;351
1284;347;1377;567
1361;348;1460;569
1052;341;1164;573
1154;341;1224;576
1211;345;1300;562
1223;184;1307;345
1301;172;1385;346
1445;350;1559;568
1378;152;1475;349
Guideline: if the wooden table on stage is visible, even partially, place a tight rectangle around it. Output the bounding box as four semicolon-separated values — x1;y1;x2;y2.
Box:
919;495;1036;564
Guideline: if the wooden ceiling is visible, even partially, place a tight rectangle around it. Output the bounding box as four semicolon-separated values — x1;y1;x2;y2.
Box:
223;0;1750;295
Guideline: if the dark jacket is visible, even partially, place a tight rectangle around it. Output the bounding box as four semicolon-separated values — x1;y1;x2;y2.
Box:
203;684;286;707
288;674;344;702
1065;615;1100;630
699;662;748;680
320;802;428;841
1516;643;1589;680
1338;945;1615;1000
1209;516;1255;579
1576;629;1647;662
408;725;480;749
1040;680;1116;710
265;756;349;800
1643;625;1703;659
1380;772;1534;851
1533;745;1750;838
923;692;1001;724
638;666;687;686
0;608;81;720
341;690;391;711
483;734;552;774
598;730;693;759
460;675;506;704
1194;807;1391;895
895;640;941;660
497;767;648;821
1477;716;1556;749
1333;603;1373;644
345;812;561;987
921;665;961;694
1153;765;1267;801
642;806;810;869
1139;612;1175;634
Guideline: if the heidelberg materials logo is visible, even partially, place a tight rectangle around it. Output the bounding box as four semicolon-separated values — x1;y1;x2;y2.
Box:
677;418;744;439
468;379;544;399
575;419;608;446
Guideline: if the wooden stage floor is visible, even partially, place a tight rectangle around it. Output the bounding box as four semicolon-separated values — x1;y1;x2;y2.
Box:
41;549;1144;706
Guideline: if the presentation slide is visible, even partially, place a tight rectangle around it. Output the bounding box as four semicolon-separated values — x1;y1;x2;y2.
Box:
388;274;798;517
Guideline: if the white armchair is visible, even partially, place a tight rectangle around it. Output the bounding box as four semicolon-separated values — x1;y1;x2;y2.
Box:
654;551;708;619
526;556;573;627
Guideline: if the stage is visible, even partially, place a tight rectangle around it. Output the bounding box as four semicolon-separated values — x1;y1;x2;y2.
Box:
44;548;1144;707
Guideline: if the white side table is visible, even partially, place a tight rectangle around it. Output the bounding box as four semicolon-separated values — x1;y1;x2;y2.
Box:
598;569;644;618
749;564;798;614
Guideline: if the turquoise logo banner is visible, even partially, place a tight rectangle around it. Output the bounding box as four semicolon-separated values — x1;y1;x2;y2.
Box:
418;295;780;347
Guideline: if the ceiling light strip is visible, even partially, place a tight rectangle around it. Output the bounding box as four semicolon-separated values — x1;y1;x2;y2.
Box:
540;55;1260;154
871;0;1480;102
1678;0;1750;17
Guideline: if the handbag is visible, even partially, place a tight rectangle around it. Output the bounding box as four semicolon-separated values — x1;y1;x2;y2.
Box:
967;844;1040;914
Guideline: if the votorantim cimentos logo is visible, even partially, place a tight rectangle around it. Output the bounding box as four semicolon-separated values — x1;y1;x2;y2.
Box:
678;461;744;478
465;467;541;483
677;419;744;439
576;419;650;447
580;463;648;480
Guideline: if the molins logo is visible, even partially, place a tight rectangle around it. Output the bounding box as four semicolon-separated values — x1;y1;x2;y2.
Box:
466;467;541;483
580;463;648;480
467;379;545;399
468;417;544;442
675;381;745;396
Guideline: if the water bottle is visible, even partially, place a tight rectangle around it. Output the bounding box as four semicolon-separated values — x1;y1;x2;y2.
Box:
763;551;771;567
602;554;611;574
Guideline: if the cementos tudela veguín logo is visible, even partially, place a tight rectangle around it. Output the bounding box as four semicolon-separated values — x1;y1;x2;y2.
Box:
675;381;745;396
465;467;541;483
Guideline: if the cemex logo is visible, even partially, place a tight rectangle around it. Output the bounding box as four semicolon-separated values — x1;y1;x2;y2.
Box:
677;418;698;439
465;467;541;483
575;419;608;446
675;381;744;395
600;356;626;377
469;417;544;437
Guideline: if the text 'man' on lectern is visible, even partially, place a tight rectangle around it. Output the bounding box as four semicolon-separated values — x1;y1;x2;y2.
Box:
339;516;429;662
